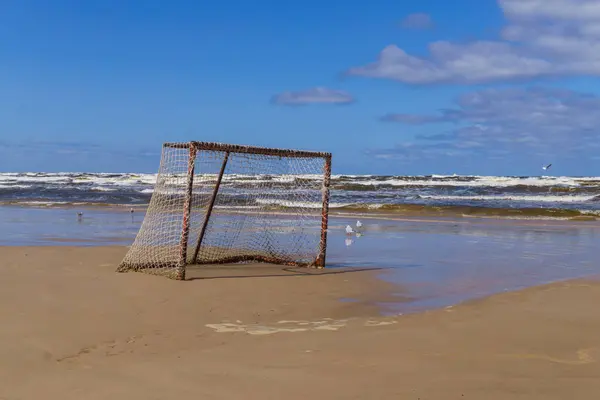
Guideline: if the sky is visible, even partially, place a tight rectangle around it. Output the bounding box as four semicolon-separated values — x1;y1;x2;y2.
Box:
1;0;600;176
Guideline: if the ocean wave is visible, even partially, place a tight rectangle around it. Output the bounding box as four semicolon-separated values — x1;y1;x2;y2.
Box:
90;186;118;192
0;184;33;189
255;198;350;209
332;203;600;220
417;194;596;203
4;198;598;221
1;172;600;220
331;176;597;189
0;200;143;208
1;172;600;189
0;172;158;187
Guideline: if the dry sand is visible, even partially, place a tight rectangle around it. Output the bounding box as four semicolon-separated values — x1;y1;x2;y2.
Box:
1;246;600;399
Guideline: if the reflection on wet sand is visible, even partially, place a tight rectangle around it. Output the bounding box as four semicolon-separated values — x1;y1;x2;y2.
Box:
327;217;600;313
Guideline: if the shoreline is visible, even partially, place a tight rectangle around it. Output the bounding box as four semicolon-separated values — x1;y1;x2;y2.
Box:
2;201;600;224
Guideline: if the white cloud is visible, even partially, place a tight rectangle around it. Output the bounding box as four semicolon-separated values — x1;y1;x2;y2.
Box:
369;87;600;160
500;0;600;21
271;87;355;106
400;13;433;30
347;0;600;84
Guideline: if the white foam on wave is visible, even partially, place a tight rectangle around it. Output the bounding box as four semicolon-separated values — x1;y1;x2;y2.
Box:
0;184;33;189
255;198;351;209
0;175;71;183
419;194;595;203
339;176;596;188
2;172;599;190
0;172;158;187
15;201;71;206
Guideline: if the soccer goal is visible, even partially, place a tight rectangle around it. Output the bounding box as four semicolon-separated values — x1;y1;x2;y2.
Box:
117;141;332;280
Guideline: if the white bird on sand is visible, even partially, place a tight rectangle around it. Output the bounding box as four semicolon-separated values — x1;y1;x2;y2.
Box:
356;220;362;228
345;225;354;235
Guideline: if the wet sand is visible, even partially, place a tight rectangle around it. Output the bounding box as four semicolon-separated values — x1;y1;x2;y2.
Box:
3;205;600;311
1;246;600;399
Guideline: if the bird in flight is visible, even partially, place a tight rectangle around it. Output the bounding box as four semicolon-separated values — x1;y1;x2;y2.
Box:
542;163;552;171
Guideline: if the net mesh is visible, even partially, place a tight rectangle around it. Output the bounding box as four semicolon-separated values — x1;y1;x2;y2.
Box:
118;142;331;279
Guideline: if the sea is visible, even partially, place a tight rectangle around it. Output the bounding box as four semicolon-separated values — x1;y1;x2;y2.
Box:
1;172;600;220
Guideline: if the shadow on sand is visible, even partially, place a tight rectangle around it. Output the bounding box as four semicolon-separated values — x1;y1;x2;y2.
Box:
185;264;388;281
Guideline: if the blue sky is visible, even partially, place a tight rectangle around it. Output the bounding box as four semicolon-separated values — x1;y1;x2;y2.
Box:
1;0;599;176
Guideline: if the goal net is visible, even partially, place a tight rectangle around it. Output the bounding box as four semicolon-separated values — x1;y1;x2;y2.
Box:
117;141;332;280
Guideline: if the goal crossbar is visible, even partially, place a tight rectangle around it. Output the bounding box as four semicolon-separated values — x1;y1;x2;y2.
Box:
117;141;332;280
164;141;332;158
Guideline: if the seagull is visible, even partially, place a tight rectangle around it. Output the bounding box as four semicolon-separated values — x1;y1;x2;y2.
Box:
130;208;134;213
345;225;354;235
355;221;365;236
542;163;552;171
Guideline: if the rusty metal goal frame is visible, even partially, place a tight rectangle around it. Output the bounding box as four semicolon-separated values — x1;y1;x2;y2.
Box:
117;141;332;280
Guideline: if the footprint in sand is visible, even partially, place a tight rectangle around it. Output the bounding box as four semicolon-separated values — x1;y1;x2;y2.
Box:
503;348;598;365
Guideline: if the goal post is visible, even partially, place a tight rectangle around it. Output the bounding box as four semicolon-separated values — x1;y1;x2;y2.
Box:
117;141;332;280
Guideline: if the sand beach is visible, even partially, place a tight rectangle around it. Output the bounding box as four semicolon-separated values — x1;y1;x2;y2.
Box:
1;245;600;399
1;210;600;399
